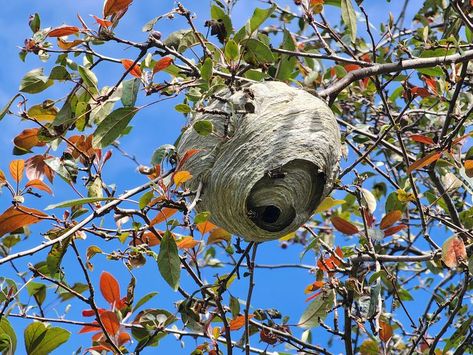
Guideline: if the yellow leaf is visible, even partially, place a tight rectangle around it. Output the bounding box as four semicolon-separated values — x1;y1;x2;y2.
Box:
9;159;25;183
207;227;231;244
314;196;345;214
396;189;416;202
173;170;192;187
27;104;58;121
279;232;296;241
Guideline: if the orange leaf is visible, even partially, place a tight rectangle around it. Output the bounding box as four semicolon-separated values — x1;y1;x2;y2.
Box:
133;231;161;246
0;170;6;184
383;224;407;237
153;57;173;75
229;314;254;331
118;331;131;346
57;38;83;50
0;206;48;237
330;216;358;235
177;149;201;170
103;0;133;17
100;271;121;306
379;210;402;230
344;64;361;72
304;280;324;294
48;26;80;37
92;15;113;28
121;59;142;78
442;236;467;268
25;179;52;195
9;159;25;183
406;151;442;174
101;311;120;336
176;236;200;249
464;159;473;178
173;171;192;187
196;220;217;235
423;76;438;95
13;128;44;151
379;321;393;342
150;207;178;225
409;134;434;145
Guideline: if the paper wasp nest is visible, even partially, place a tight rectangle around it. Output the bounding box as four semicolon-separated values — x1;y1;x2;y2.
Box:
176;81;341;242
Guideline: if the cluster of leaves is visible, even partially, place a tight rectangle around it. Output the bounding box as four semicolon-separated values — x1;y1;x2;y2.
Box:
1;0;473;354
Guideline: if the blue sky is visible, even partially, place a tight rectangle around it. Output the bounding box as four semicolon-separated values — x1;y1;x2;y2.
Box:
0;1;435;354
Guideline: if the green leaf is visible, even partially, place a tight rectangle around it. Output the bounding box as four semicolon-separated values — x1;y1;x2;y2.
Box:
133;291;159;312
276;29;297;81
121;78;140;107
26;282;46;305
24;322;70;355
298;290;334;328
225;39;240;61
57;282;88;301
416;66;443;77
174;104;191;114
157;231;181;291
139;191;154;210
46;236;71;277
19;68;53;94
29;13;40;33
0;94;20;121
341;0;357;43
49;66;70;81
242;38;275;65
44;157;77;183
92;107;138;148
200;57;213;81
52;101;73;126
150;144;175;165
249;5;276;33
142;16;160;32
0;318;17;353
77;65;98;93
210;5;233;41
193;120;213;136
45;197;115;210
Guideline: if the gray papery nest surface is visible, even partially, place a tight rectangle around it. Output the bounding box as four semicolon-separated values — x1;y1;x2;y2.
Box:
177;81;341;242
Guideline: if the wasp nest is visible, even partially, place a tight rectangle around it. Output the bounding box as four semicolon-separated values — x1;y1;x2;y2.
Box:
176;81;341;242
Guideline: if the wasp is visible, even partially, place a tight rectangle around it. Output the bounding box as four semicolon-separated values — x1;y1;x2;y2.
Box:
265;166;287;179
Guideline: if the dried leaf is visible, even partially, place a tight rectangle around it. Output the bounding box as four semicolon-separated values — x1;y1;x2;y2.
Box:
379;210;402;230
406;152;442;174
383;224;407;237
9;159;25;183
25;179;52;195
121;59;142;78
57;38;83;50
331;216;358;235
379;320;393;343
100;271;121;306
0;206;47;237
441;236;467;268
177;149;201;170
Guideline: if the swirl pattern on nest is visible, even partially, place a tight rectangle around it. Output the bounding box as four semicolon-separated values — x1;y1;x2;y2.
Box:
176;81;341;242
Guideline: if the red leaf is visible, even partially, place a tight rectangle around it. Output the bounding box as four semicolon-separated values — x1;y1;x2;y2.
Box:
82;308;106;317
48;26;80;37
121;59;142;78
379;210;402;230
92;15;113;28
25;155;54;183
406;151;442;174
103;0;133;17
344;64;361;72
13;128;45;151
101;311;120;336
153;57;173;75
331;216;359;235
100;271;121;306
25;179;52;195
409;134;435;145
423;76;438;95
177;149;201;170
442;236;467;268
79;322;100;333
383;224;407;237
411;86;430;98
0;206;47;237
